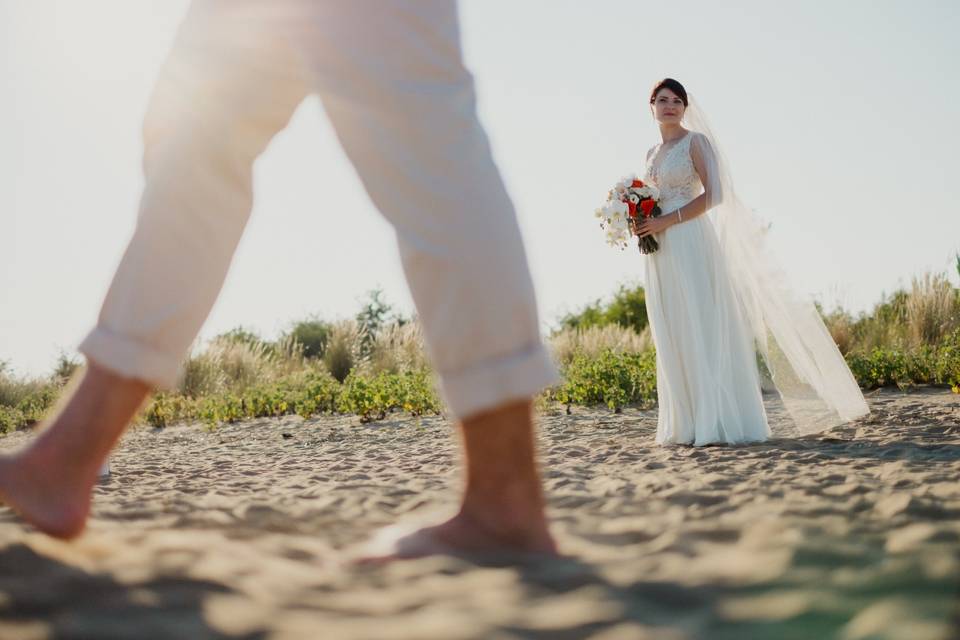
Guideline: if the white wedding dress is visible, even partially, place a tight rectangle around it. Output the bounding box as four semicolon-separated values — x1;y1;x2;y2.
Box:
643;131;770;446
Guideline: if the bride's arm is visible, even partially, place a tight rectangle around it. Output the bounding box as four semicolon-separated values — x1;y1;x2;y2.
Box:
682;133;723;219
636;134;721;238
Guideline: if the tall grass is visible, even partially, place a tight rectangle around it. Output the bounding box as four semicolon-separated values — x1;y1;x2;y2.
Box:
821;309;855;355
906;272;957;348
362;322;430;375
823;270;960;390
323;320;367;382
0;373;48;409
850;290;909;352
549;324;651;366
821;271;960;355
179;331;309;398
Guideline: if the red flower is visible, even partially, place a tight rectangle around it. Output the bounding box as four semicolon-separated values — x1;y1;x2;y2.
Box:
640;199;656;216
631;179;644;188
627;199;638;217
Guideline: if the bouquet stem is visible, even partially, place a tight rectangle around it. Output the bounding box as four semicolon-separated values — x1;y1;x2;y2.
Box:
638;234;659;255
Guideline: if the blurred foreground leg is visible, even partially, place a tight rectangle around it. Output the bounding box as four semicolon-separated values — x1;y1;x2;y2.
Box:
0;1;308;538
298;1;559;558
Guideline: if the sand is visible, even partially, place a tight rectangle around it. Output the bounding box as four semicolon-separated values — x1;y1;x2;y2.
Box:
1;388;958;639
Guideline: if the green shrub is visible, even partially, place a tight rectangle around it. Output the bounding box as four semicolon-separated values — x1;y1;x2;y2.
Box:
142;393;197;429
292;369;342;418
197;394;245;428
339;370;440;422
15;385;60;426
243;384;293;419
0;365;63;430
603;284;649;334
928;329;960;391
846;349;910;389
286;318;333;360
557;283;648;335
0;405;25;434
553;348;657;411
845;329;960;391
397;370;442;417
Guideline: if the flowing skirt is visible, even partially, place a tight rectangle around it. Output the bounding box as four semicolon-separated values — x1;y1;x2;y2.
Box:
644;211;770;446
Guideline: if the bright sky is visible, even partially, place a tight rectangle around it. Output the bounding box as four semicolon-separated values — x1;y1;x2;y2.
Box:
2;1;958;378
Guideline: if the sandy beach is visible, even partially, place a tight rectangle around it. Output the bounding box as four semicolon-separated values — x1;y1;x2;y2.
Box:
1;388;958;639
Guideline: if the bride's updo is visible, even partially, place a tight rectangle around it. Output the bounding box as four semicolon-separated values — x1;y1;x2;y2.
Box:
649;78;688;106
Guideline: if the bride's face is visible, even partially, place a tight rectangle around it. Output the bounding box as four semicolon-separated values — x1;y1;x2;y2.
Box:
651;89;685;125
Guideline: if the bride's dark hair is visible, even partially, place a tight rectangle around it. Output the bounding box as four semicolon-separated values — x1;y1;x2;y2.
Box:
649;78;688;106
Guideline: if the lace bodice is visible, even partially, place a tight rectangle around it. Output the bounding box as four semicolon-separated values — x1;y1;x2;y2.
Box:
644;132;703;212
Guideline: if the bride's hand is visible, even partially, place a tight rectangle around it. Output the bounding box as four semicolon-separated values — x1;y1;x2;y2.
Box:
636;215;674;238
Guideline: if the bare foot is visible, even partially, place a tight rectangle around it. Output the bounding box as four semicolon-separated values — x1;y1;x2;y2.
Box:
357;399;558;564
0;363;149;539
357;509;558;564
0;451;95;539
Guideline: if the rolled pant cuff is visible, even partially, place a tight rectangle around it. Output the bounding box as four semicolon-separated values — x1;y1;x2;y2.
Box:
78;326;181;390
439;342;560;421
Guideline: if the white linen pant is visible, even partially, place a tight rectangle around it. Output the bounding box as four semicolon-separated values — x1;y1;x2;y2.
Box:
79;0;557;420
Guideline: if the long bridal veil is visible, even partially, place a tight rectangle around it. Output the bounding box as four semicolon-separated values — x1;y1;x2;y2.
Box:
682;96;869;436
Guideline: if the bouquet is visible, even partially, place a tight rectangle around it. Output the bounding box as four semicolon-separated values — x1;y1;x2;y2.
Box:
595;175;662;254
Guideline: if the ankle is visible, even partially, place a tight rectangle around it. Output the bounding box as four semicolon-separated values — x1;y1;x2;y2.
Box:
452;505;552;553
461;479;547;530
18;436;101;488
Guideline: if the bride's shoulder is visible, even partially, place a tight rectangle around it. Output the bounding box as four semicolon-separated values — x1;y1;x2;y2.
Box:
687;131;715;157
688;131;709;147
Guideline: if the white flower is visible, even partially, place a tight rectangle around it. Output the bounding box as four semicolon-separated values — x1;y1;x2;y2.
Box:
598;176;646;250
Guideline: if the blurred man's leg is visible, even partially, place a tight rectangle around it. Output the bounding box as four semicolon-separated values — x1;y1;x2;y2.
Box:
0;365;149;538
298;1;559;556
0;1;308;538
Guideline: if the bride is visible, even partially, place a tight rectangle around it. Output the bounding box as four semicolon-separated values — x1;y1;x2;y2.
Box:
633;78;869;446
